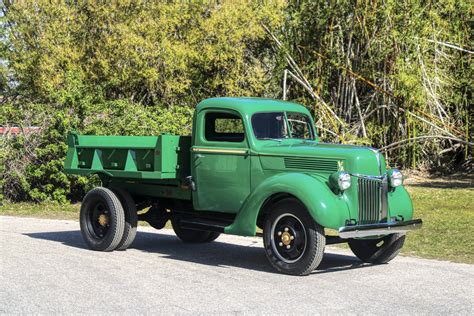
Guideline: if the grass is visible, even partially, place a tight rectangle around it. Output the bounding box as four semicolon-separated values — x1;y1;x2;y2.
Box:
1;184;473;264
0;202;80;220
402;185;473;264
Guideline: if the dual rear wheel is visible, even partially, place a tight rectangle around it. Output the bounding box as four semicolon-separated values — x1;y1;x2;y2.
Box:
80;187;220;251
80;187;137;251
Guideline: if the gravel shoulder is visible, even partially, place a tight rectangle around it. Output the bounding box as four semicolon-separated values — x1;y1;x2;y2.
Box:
1;216;473;314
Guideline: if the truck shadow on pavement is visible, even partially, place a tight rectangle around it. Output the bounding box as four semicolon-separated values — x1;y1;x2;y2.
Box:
25;230;371;275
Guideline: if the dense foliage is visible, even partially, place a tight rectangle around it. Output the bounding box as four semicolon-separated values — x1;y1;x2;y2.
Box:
279;0;472;169
0;1;471;203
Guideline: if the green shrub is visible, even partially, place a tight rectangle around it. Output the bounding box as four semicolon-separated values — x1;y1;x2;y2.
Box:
0;100;193;203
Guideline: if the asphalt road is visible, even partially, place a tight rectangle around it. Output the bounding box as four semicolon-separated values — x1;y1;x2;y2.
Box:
1;216;473;314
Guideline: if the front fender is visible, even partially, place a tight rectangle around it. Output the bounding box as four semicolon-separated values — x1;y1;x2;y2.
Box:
388;185;414;221
224;173;351;236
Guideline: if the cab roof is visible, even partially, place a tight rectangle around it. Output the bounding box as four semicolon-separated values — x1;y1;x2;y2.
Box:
196;97;310;116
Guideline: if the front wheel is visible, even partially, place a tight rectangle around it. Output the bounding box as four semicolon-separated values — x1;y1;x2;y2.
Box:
348;234;405;264
263;198;325;276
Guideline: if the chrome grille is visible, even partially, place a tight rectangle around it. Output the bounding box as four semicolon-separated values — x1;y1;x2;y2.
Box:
358;178;387;224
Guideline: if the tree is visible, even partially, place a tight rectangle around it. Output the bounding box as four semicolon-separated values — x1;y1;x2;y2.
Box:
0;0;285;202
271;0;472;168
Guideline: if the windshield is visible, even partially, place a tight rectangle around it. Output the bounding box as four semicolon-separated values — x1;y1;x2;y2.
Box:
251;112;315;140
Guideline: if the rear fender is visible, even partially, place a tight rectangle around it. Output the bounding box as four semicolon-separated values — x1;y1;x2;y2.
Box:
224;173;350;236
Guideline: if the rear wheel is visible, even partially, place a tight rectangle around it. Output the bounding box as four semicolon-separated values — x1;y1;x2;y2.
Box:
348;234;405;264
140;205;169;230
80;187;125;251
111;188;137;250
171;216;220;243
263;198;325;276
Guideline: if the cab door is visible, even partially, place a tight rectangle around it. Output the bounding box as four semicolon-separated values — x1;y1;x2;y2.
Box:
191;109;250;213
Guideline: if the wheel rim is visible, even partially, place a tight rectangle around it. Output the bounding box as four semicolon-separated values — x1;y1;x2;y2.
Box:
270;213;307;263
86;201;110;239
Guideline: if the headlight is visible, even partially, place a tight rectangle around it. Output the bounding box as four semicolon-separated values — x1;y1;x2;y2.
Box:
388;169;403;187
329;171;351;192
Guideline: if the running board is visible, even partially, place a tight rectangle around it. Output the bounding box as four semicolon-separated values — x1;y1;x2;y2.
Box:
178;220;352;243
179;218;228;233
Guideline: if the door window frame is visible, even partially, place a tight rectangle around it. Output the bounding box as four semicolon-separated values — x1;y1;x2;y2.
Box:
196;109;249;149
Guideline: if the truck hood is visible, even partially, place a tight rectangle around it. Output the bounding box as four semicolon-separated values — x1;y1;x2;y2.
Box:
256;141;385;176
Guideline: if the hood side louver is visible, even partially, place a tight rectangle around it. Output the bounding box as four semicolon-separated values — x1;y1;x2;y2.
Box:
284;157;339;172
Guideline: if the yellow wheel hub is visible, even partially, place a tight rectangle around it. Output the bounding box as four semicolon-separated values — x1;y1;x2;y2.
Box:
98;214;109;227
281;231;292;246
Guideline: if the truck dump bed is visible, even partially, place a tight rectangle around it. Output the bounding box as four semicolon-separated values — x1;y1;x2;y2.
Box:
64;132;190;180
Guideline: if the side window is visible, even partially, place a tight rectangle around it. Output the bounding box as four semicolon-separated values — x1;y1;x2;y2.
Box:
204;112;245;142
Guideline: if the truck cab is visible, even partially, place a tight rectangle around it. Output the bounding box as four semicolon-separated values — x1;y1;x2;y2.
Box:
64;97;422;275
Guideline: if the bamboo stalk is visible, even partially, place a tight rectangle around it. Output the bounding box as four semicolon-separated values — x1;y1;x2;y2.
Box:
261;24;345;128
379;135;474;151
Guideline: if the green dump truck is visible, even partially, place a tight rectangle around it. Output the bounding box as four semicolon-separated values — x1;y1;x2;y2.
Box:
64;97;422;275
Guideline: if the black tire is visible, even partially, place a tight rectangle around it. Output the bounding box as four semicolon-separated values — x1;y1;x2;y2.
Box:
204;231;221;242
263;198;325;276
80;187;125;251
111;188;137;250
171;216;216;243
143;205;169;230
348;234;405;264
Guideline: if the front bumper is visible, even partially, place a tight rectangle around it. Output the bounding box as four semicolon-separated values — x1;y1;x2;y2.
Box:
338;219;422;239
